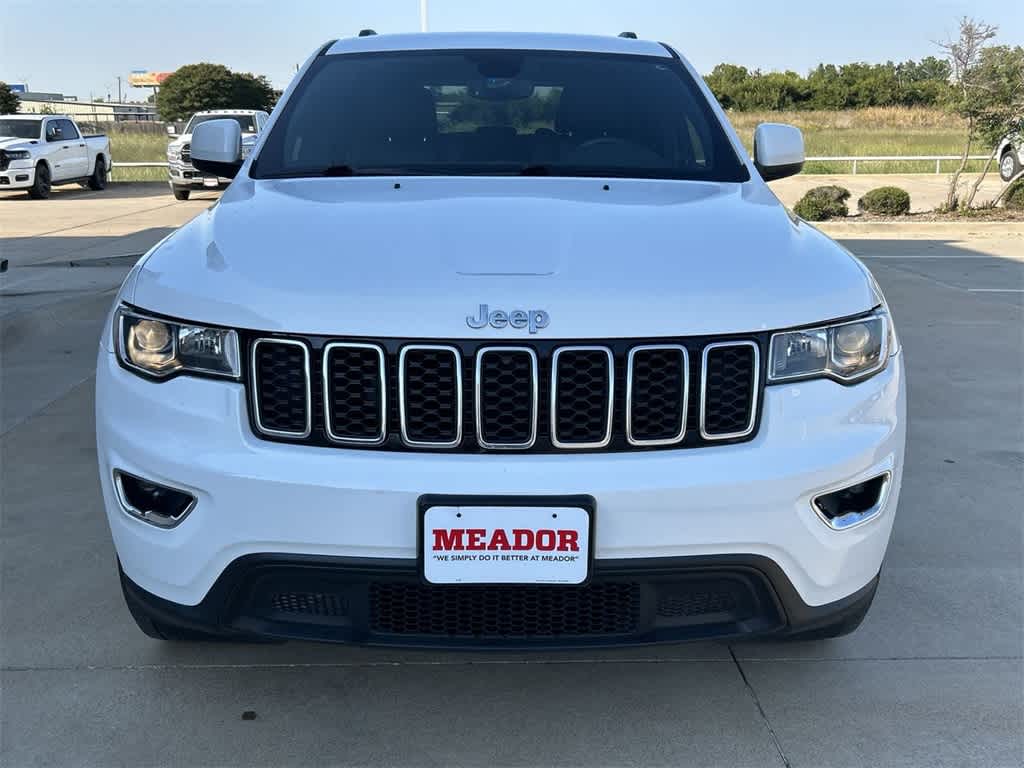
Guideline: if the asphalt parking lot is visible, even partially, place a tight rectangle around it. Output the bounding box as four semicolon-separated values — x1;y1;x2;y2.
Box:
1;183;1022;767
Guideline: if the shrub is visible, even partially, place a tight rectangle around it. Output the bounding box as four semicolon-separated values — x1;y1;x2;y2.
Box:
1004;179;1024;210
793;185;851;220
858;186;911;215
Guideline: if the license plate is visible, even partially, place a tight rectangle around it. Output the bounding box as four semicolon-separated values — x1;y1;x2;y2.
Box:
202;177;219;188
422;504;591;585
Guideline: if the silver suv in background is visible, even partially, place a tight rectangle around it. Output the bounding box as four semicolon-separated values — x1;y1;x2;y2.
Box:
166;110;269;199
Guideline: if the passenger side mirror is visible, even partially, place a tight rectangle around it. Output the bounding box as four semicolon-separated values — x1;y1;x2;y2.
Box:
166;124;177;137
190;119;243;179
753;123;804;182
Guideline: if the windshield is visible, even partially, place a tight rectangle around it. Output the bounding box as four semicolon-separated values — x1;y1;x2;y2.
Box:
252;50;748;181
0;119;42;139
186;114;257;133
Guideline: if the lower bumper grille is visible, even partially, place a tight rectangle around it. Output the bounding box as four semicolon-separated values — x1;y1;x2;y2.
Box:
225;560;783;646
370;581;641;638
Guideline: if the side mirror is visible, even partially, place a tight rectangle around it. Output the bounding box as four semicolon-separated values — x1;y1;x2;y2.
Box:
753;123;804;182
166;124;177;137
190;119;243;179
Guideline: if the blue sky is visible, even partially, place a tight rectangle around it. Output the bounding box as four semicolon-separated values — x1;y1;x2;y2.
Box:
1;0;1020;101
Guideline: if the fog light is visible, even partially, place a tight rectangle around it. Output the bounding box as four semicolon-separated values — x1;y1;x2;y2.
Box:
113;471;196;528
812;472;891;530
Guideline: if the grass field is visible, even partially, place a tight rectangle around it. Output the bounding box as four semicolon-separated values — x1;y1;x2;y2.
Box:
725;107;986;174
104;107;985;180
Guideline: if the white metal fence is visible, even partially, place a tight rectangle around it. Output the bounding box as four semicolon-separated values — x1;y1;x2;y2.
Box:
805;155;990;174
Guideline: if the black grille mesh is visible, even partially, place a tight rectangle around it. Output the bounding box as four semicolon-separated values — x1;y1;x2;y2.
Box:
402;348;459;444
554;349;612;445
370;582;641;638
253;341;308;434
249;337;762;451
478;350;535;445
325;345;384;441
271;592;349;617
702;344;757;436
629;348;686;442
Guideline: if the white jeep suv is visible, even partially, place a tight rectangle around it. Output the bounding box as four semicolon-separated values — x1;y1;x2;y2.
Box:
96;32;906;647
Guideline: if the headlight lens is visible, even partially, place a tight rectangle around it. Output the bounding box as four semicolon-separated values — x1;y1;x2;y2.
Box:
117;308;240;379
6;150;31;160
769;310;890;384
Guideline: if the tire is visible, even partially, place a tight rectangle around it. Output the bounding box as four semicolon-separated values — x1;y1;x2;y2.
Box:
999;149;1021;182
87;156;107;190
172;187;191;201
27;163;51;199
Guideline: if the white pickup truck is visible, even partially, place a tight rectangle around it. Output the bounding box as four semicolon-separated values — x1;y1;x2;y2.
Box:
98;32;905;648
166;109;269;200
0;114;111;198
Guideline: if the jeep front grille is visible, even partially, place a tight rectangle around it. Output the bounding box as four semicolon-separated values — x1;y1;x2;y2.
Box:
247;335;763;453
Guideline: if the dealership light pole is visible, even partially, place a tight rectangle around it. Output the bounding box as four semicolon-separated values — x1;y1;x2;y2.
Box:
420;0;428;32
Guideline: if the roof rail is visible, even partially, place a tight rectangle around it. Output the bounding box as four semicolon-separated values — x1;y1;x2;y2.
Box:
357;29;377;37
618;31;638;39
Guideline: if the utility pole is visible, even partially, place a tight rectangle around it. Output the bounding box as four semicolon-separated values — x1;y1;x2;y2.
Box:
117;76;122;104
420;0;428;32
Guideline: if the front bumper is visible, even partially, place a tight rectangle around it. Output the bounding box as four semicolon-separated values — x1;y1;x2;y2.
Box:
0;163;35;189
167;162;229;189
96;340;905;621
120;553;880;647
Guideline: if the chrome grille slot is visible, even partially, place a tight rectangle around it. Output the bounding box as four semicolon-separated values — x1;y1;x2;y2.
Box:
475;347;538;449
251;339;311;438
323;342;386;444
700;341;759;440
399;345;462;447
551;346;614;449
627;345;688;446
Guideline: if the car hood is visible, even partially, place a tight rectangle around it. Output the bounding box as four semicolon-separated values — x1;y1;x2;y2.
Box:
131;176;878;338
0;138;36;151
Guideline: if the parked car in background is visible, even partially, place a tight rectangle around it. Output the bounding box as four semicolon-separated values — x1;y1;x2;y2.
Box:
998;133;1022;182
0;115;111;199
166;110;270;200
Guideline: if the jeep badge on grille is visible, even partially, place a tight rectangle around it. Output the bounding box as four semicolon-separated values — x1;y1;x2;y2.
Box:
467;304;550;334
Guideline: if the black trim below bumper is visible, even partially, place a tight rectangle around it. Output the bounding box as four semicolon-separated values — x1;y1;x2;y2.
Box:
119;554;879;649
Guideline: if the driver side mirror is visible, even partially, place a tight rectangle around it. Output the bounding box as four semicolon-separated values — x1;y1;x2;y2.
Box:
753;123;805;181
191;119;243;179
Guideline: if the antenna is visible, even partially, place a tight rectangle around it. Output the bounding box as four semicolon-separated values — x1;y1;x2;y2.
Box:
357;29;377;37
618;31;638;39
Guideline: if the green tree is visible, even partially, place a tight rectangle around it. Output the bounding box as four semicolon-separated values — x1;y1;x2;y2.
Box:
156;63;276;121
0;82;20;114
936;18;1023;209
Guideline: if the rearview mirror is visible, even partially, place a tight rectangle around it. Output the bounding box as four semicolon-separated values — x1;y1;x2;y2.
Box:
191;119;243;179
166;125;177;137
753;123;804;182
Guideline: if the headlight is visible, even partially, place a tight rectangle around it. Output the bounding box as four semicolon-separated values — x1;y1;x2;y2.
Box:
116;307;240;379
768;309;891;384
166;148;179;161
5;150;31;160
